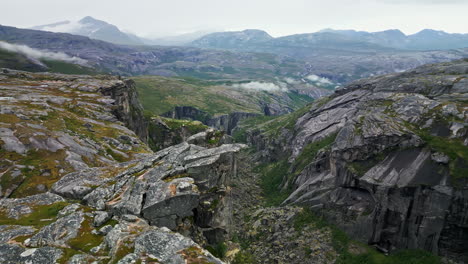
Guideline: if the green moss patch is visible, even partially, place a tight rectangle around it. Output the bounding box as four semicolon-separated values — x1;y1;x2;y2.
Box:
68;216;104;253
292;133;337;173
0;201;69;227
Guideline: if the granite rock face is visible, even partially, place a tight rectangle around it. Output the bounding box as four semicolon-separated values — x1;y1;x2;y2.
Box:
246;59;468;261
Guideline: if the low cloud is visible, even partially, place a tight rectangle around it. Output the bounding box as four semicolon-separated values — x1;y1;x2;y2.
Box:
0;41;87;65
41;21;83;34
230;81;287;92
284;77;300;84
306;74;333;85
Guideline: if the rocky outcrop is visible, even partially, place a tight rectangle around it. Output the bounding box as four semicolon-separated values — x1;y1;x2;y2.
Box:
245;59;468;261
99;78;149;142
1;139;244;262
0;70;152;198
0;69;249;263
147;116;211;151
163;106;261;134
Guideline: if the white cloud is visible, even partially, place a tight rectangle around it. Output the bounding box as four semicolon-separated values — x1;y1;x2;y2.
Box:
41;21;83;33
284;77;300;84
306;75;333;85
230;81;288;92
0;41;87;65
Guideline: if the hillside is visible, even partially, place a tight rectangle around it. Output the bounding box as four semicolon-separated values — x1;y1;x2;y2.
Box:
0;48;97;75
134;75;330;118
0;59;466;263
0;25;310;82
2;25;467;85
235;59;468;262
190;30;468;83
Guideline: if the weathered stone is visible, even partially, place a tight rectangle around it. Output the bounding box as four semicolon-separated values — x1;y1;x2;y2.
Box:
142;178;199;229
93;211;111;227
0;244;63;264
25;212;84;247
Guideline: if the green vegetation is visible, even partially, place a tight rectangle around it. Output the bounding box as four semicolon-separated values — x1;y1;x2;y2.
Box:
293;208;441;264
206;242;228;259
147;117;208;151
68;216;104;252
233;99;318;143
4;149;70;198
419;132;468;185
347;151;388;177
232;251;256;264
0;201;69;227
256;160;291;206
292;133;337;173
42;59;98;75
0;49;44;72
134;76;264;116
0;49;98;75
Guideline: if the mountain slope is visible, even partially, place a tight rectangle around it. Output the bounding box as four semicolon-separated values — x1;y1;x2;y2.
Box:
0;48;97;75
32;16;144;45
0;25;311;82
189;29;468;83
238;59;468;261
134;75;331;118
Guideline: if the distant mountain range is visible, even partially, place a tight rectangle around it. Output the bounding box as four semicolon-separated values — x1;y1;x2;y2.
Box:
31;17;468;51
2;21;468;84
190;28;468;51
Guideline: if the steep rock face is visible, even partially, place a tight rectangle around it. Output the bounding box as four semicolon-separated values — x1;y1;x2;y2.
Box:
99;78;149;143
163;106;261;134
246;59;468;260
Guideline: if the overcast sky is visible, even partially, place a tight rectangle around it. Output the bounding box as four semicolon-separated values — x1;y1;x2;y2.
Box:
2;0;467;37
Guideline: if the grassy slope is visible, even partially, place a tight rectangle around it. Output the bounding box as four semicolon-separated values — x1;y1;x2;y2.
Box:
0;49;98;75
135;76;266;116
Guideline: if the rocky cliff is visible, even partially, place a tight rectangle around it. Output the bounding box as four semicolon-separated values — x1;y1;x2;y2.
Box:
243;59;468;261
0;69;250;263
163;106;262;134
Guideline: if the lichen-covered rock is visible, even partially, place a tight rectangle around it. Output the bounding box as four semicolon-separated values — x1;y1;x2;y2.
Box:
0;244;63;264
0;225;36;243
134;227;223;264
25;211;85;247
0;70;151;198
0;193;65;219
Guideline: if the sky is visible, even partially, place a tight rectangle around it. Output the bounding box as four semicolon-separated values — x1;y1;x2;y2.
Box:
1;0;467;38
